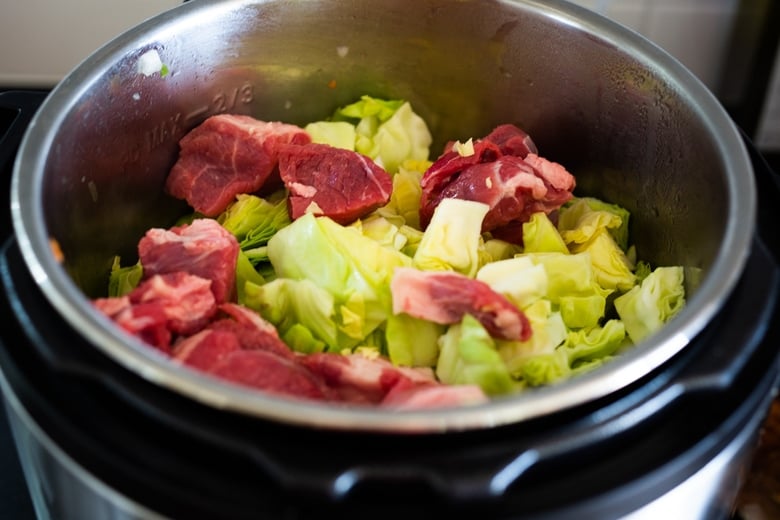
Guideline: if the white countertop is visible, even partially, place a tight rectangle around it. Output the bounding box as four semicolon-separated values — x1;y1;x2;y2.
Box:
0;0;180;87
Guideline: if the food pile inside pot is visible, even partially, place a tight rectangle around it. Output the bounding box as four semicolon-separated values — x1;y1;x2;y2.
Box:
92;96;686;409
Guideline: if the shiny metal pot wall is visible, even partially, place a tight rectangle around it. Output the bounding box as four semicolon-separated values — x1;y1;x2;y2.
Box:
11;0;755;432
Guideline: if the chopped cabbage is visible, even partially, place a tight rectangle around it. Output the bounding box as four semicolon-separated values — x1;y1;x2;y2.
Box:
381;165;425;229
522;212;569;254
614;266;685;343
559;197;631;251
570;229;636;292
558;293;606;329
497;299;568;376
304;121;356;150
329;95;432;173
412;198;490;277
515;319;626;386
235;250;266;305
436;314;517;395
521;252;600;303
385;312;443;367
351;214;408;252
482;238;523;263
476;256;548;309
243;277;338;352
107;257;142;297
218;192;291;253
267;213;412;341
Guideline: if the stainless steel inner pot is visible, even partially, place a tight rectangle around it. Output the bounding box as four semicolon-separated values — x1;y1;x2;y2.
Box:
10;0;755;432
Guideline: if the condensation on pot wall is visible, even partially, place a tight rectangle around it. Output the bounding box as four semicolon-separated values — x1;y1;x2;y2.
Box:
569;0;740;94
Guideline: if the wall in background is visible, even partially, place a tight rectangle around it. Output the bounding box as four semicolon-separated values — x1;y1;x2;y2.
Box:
569;0;741;94
570;0;779;153
1;0;778;153
0;0;180;86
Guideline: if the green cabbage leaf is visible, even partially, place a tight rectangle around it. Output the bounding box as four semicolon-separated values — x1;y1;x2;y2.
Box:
436;314;517;395
243;277;337;353
476;256;548;309
515;319;626;386
330;95;432;173
266;213;412;343
522;212;569;254
412;198;490;277
218;192;291;254
559;196;631;251
107;257;142;297
496;299;568;376
385;312;443;367
614;266;685;343
304;121;356;150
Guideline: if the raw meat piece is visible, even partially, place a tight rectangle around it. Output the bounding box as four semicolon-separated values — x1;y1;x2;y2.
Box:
93;272;218;352
218;302;280;336
129;271;217;335
300;353;436;404
109;301;172;353
278;142;393;225
419;124;575;242
390;267;532;341
424;155;574;242
522;152;578;192
138;218;239;304
174;303;294;370
209;304;295;359
380;381;488;409
481;123;538;156
93;295;131;317
172;329;242;371
165;114;310;216
420;139;503;205
209;350;331;400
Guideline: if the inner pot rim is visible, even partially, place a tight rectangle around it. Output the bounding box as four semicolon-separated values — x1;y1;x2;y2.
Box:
9;0;757;433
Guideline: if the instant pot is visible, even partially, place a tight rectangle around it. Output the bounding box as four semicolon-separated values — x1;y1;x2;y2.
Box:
1;0;780;518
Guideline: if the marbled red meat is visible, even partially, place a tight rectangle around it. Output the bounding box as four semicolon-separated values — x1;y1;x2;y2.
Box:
165;114;310;216
209;319;295;360
390;267;532;341
93;295;131;317
420;124;575;243
278;142;393;225
419;139;503;202
93;271;217;352
129;272;217;335
209;350;331;400
174;303;294;367
380;380;488;409
138;218;239;304
480;123;538;157
108;301;172;352
172;329;242;371
300;353;436;404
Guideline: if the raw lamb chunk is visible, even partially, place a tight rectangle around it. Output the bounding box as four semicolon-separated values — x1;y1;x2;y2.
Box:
380;380;488;409
390;267;532;341
481;123;538;157
93;271;217;352
299;353;437;404
106;301;172;352
172;329;242;371
165;114;310;216
278;142;393;225
138;218;239;304
215;304;289;358
209;350;332;400
419;124;575;243
129;272;217;335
